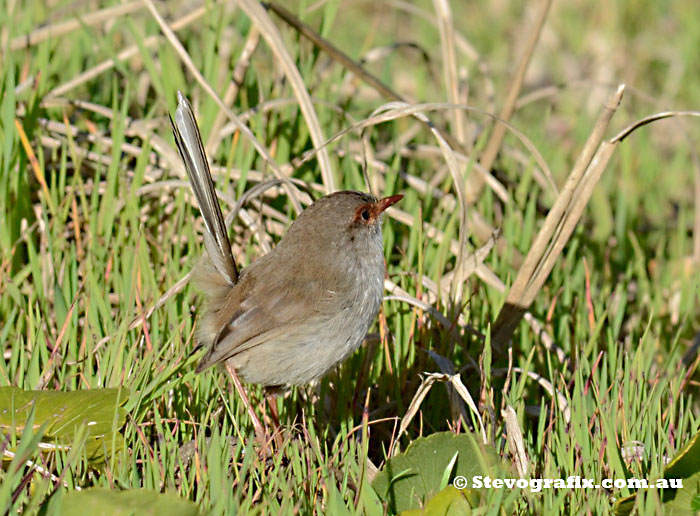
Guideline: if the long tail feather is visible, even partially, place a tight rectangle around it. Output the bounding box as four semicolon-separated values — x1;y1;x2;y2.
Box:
170;91;238;285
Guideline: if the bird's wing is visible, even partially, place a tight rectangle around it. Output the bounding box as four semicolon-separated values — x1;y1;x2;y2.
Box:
195;312;300;372
194;265;336;372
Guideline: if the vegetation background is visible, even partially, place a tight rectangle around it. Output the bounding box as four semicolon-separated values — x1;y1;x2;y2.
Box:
1;0;699;514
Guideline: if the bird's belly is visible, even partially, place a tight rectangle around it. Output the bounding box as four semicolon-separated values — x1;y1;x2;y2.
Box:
229;284;382;386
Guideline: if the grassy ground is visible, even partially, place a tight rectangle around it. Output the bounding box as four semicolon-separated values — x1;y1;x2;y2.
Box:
1;0;700;514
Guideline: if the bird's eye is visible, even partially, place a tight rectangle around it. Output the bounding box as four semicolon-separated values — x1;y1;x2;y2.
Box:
361;209;370;221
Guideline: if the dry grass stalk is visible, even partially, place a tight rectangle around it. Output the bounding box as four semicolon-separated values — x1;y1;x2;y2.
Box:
266;2;406;103
205;27;261;156
466;0;554;203
610;109;700;262
394;372;487;452
47;6;209;98
267;2;495;192
497;367;570;424
492;85;626;349
502;405;529;477
389;0;496;113
429;350;470;429
9;0;144;50
432;0;469;146
142;0;304;213
235;0;335;192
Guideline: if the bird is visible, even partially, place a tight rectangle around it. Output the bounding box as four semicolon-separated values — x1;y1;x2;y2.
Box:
170;92;402;388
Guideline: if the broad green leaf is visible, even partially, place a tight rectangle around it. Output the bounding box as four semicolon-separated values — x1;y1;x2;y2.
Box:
614;428;700;516
45;488;199;516
399;486;478;516
326;479;353;516
0;387;129;462
612;493;635;515
659;428;700;516
357;478;385;516
664;430;700;479
372;432;502;514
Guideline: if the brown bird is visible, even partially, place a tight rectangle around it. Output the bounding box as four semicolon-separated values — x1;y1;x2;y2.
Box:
170;92;402;388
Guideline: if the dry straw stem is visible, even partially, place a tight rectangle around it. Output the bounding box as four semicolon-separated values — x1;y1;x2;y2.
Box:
266;2;489;189
47;5;209;98
376;102;470;301
492;84;626;349
502;405;529;477
142;0;305;213
370;143;510;203
494;367;570;424
351;146;523;268
9;0;144;50
14;119;55;215
432;0;469;147
38;118;149;161
466;0;554;203
389;0;496;113
387;269;566;379
235;0;336;192
394;372;487;452
2;450;77;490
38;95;191;182
205;27;261;156
35;106;179;185
518;367;569;424
610;110;700;143
429;350;470;426
312;100;557;210
610;109;700;262
265;2;405;103
383;289;470;344
294;99;557;275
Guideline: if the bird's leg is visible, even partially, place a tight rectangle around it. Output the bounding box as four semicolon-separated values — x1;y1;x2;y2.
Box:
264;390;284;449
224;362;268;448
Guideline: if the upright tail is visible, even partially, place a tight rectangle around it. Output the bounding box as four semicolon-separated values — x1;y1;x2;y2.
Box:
170;92;238;285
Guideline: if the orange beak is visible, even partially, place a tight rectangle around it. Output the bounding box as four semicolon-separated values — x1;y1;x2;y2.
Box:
375;194;403;214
